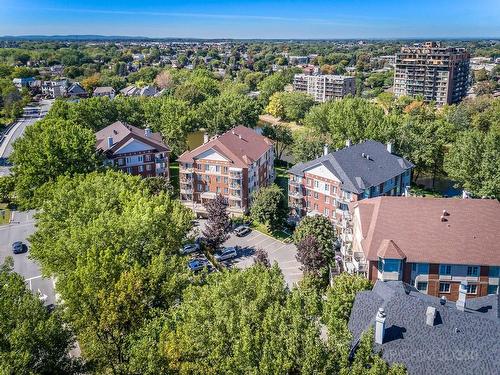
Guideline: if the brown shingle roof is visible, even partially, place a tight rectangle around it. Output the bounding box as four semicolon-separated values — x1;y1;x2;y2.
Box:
377;239;406;259
95;121;169;154
354;197;500;265
177;125;273;168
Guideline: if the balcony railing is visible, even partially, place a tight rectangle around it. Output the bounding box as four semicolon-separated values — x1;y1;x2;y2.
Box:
289;190;304;198
180;167;194;173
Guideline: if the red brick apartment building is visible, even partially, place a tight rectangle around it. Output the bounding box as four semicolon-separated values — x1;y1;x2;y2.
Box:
177;125;274;216
287;140;413;227
95;121;169;178
342;196;500;301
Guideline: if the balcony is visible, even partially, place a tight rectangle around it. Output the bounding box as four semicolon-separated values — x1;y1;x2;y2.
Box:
180;187;193;194
180;167;194;174
289;189;304;199
352;254;367;273
229;194;242;201
229;183;241;189
289;179;301;186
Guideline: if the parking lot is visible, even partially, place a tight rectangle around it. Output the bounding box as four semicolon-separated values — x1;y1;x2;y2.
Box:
197;220;303;286
0;210;56;305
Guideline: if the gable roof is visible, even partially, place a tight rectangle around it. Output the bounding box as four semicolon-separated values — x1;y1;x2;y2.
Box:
95;121;169;154
67;82;86;95
288;140;414;194
177;126;273;168
93;86;115;94
349;281;500;375
354;196;500;265
376;239;406;259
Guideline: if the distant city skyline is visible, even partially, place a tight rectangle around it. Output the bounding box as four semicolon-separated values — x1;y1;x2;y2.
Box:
1;0;499;39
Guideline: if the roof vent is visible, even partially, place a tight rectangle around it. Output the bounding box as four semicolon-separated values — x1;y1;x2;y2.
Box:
442;209;449;216
346;139;352;147
361;152;366;158
440;215;447;222
440;296;447;305
375;308;386;345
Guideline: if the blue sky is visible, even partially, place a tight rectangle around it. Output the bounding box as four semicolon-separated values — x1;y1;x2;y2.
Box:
1;1;499;39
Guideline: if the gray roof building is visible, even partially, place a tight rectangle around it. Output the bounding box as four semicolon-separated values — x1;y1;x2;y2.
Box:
288;140;414;194
349;281;500;375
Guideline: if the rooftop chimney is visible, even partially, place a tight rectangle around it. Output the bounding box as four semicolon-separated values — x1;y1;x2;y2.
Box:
426;306;437;326
386;142;393;154
203;132;209;144
456;281;468;311
144;127;152;137
107;136;113;148
323;144;329;156
440;296;447;305
346;139;352;148
375;307;386;345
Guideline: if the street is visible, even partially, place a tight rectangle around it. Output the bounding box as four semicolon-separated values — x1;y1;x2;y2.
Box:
0;100;53;176
0;210;56;305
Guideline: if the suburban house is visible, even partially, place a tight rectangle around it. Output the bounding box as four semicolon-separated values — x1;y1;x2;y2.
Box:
41;80;68;98
120;85;158;97
287;140;413;227
349;281;499;375
93;86;115;99
66;82;87;98
12;76;35;89
95;121;169;178
341;196;500;300
177;125;275;216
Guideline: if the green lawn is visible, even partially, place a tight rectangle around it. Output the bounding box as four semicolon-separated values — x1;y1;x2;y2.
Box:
251;222;292;243
0;203;11;225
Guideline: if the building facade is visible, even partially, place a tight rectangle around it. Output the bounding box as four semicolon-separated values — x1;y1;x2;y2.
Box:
287;140;413;227
293;74;356;102
393;41;470;106
177;126;274;217
342;196;500;300
95;121;169;178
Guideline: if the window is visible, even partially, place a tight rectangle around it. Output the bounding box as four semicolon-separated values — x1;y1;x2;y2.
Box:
489;267;499;278
332;186;337;194
223;166;228;173
314;180;319;188
382;259;401;273
313;192;319;199
467;266;479;277
138;165;144;172
338;203;348;211
307;178;312;186
416;282;428;292
324;208;329;216
216;176;221;183
324;183;329;192
324;195;330;204
415;263;429;274
197;184;202;191
224;188;228;194
146;164;152;171
216;165;220;173
313;203;318;210
205;164;209;171
466;284;477;294
439;282;450;293
224;177;228;183
138;155;143;163
487;285;498;295
440;264;452;275
216;187;221;193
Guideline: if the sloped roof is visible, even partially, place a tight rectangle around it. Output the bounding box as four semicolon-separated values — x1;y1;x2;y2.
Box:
93;86;115;94
67;82;86;95
354;196;500;265
288;140;414;194
177;125;273;168
95;121;169;154
349;281;500;375
376;239;406;259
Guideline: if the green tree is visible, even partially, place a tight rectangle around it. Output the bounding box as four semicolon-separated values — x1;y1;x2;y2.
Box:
0;258;80;374
293;215;336;257
261;123;293;161
291;128;332;163
161;264;331;374
0;175;14;202
202;194;231;250
196;92;260;135
257;69;296;106
266;91;315;123
29;171;194;373
250;184;286;230
444;129;500;198
11;118;100;207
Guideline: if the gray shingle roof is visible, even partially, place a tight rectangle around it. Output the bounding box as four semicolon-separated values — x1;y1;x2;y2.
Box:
348;281;500;375
288;140;414;194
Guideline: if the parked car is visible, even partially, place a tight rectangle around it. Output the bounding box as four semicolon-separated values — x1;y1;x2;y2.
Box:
188;259;208;272
234;225;251;237
12;241;25;254
214;247;238;262
180;243;200;255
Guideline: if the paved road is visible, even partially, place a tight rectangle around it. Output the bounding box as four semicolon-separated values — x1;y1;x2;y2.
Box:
0;210;56;305
195;220;302;286
0;100;53;176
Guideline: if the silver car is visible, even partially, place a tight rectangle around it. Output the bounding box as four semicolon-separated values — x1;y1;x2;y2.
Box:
214;247;238;262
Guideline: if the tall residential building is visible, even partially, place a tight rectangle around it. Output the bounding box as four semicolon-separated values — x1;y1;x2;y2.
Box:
177;126;275;217
293;74;356;102
393;41;470;106
287;140;413;227
95;121;169;178
341;196;500;300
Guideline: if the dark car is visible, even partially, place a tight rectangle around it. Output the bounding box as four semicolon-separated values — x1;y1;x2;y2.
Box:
234;225;251;237
12;241;25;254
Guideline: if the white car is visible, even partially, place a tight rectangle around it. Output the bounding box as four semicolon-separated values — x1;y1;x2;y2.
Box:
214;247;238;262
180;243;200;255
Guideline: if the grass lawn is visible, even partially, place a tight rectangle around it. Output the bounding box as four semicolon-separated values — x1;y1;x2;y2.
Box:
0;203;11;225
251;222;292;243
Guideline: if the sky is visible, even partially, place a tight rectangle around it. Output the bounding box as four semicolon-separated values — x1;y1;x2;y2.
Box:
1;0;499;39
